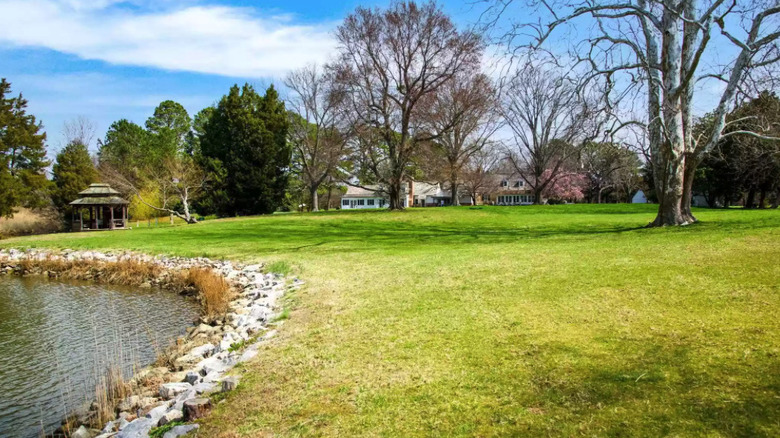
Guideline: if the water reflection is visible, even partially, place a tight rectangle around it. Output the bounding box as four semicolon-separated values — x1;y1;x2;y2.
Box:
0;276;199;437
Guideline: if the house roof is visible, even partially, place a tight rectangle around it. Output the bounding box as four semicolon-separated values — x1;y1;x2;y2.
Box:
344;185;384;198
70;196;130;206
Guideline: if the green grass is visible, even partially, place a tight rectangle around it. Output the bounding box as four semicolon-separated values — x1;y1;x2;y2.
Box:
3;204;779;437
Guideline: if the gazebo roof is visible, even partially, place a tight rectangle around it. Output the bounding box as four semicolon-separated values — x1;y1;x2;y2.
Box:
77;183;121;197
70;196;129;206
70;184;129;206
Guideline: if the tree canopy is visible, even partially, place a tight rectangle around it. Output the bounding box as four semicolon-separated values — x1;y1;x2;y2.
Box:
0;78;50;217
199;84;291;216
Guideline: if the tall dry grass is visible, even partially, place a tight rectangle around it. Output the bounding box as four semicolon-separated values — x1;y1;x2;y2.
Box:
0;207;61;237
92;365;131;427
184;267;233;317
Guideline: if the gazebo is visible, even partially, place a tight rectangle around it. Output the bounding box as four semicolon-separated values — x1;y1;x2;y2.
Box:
69;183;130;231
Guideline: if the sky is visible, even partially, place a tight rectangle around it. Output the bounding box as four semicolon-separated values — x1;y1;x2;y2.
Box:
0;0;487;154
0;0;755;158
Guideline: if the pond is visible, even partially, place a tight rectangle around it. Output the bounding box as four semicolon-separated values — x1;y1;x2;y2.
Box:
0;275;200;437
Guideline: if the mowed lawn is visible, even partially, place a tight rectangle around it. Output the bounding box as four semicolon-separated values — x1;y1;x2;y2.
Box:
3;204;780;437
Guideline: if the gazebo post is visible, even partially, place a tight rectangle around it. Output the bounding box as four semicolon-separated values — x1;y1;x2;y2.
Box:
109;207;115;230
79;209;83;231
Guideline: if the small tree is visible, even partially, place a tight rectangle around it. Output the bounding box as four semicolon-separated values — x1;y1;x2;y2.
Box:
461;147;502;204
101;155;209;223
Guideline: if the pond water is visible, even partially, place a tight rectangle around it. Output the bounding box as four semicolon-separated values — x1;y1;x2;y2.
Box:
0;275;199;437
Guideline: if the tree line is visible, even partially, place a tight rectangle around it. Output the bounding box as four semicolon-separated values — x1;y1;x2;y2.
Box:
2;1;779;227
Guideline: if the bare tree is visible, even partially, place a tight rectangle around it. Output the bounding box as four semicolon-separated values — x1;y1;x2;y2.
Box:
484;0;780;225
501;64;605;204
333;1;483;209
101;155;209;223
421;73;502;205
461;146;502;204
62;116;96;148
285;65;351;212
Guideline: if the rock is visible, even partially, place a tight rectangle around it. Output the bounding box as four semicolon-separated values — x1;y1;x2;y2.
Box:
115;417;154;438
190;342;215;358
117;417;130;431
221;376;239;392
72;425;91;438
162;424;199;438
183;398;212;421
145;403;171;425
184;371;200;384
197;356;230;375
193;381;216;394
157;409;183;426
139;282;152;289
174;353;200;370
201;370;222;383
159;382;193;400
102;420;116;433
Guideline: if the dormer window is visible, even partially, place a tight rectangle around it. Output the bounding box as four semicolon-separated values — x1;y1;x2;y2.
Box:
517;180;524;187
501;180;508;187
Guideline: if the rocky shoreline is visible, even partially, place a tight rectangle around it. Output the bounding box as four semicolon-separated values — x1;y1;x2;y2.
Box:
0;248;301;438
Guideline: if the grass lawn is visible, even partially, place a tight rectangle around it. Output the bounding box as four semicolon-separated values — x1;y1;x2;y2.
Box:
3;204;779;437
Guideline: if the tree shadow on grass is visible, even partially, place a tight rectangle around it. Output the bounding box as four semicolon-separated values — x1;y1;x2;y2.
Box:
522;339;780;436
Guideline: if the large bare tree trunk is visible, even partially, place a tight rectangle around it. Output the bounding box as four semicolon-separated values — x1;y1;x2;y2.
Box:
681;154;699;222
450;174;460;206
388;179;404;210
310;184;320;212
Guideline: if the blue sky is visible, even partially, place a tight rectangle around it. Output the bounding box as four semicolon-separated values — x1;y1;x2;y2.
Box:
0;0;487;155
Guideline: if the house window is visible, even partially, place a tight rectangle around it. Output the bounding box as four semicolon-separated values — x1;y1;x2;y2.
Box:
501;180;508;187
379;199;386;207
513;181;520;188
368;199;375;206
342;199;349;206
517;180;524;187
358;199;365;206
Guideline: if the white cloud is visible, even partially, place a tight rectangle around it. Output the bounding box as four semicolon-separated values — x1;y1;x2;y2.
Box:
0;0;338;78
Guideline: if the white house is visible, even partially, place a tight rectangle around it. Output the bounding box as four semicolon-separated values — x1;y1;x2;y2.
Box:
340;185;396;209
632;190;648;203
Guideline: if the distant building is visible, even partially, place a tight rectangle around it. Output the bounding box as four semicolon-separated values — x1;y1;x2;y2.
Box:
632;190;648;204
340;185;391;209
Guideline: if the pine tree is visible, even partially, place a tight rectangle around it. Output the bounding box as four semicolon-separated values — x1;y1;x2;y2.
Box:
52;141;98;211
0;78;50;217
199;84;291;216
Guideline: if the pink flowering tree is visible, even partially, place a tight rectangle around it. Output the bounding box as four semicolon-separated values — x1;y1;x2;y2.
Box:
539;170;586;202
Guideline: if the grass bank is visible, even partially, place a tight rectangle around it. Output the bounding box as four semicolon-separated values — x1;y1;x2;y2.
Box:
3;204;779;436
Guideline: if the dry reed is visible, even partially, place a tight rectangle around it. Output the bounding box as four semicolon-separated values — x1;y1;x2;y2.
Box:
184;267;233;317
0;207;61;237
92;365;131;427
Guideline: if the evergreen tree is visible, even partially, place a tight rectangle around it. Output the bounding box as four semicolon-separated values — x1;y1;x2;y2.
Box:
0;78;50;217
199;84;291;216
97;119;151;183
52;141;98;211
145;100;191;159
